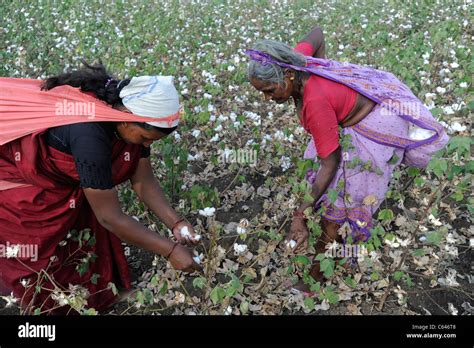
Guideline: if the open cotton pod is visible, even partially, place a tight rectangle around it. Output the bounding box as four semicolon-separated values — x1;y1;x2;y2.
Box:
180;226;202;242
286;240;297;249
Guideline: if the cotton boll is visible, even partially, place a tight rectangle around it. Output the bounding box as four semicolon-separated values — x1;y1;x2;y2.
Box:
443;106;454;115
428;214;442;226
180;225;201;242
233;243;248;255
280;156;291;171
448;122;467;133
448;303;458;315
385;239;400;248
286;240;297;249
199;207;216;217
180;226;191;238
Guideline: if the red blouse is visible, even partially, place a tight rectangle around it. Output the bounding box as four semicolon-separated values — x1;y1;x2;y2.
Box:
294;42;357;158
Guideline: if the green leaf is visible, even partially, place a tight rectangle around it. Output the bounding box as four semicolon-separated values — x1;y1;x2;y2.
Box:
452;191;463;202
377;209;394;222
412;248;426;257
407;167;420;177
414;177;424;187
143;288;153;304
83;230;90;242
344;276;356;288
370;272;379;281
426;230;444;246
327;189;339;204
310;281;321;293
430;107;443;117
292;255;311;266
91;273;100;285
210;286;226;305
192;277;206;290
447;136;471;156
304;297;315;311
82;308;98;315
315;254;326;261
87;236;96;247
320;258;335;278
427;159;448;179
136;291;145;305
158;281;168;296
393;271;404;281
325;289;339;304
108;282;118;296
240;301;249;315
388;154;400;164
150;275;159;286
76;261;89;277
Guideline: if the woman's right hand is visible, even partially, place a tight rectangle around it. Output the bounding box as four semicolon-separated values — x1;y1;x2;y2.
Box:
285;218;310;253
168;244;202;273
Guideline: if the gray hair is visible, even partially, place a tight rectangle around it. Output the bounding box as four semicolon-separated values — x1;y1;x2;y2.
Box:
247;40;307;85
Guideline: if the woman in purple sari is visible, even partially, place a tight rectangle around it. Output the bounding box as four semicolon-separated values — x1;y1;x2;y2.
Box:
246;27;449;292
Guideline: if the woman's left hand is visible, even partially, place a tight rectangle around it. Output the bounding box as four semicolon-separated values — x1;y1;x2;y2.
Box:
172;220;201;246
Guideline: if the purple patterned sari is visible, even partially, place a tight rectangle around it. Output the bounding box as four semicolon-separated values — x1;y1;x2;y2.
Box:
246;50;449;241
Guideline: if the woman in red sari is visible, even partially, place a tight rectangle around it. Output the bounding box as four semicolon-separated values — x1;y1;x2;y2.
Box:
0;62;201;314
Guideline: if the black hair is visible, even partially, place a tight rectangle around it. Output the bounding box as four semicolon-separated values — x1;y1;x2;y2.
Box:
41;60;177;134
41;60;129;106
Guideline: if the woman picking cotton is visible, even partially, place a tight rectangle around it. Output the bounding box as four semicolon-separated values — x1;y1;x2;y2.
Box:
0;62;201;314
246;27;449;293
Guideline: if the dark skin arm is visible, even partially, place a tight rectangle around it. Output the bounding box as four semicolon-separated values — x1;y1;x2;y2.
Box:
299;26;326;58
130;157;199;245
285;146;341;252
83;187;201;273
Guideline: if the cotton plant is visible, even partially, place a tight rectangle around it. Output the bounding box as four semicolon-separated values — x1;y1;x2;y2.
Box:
3;0;471;316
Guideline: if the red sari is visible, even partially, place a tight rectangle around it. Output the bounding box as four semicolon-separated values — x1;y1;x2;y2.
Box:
0;78;163;314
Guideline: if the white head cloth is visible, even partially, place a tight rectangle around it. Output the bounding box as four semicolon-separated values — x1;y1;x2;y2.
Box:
119;75;180;128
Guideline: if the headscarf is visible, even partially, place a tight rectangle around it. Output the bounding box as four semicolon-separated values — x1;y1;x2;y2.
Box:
119;75;181;128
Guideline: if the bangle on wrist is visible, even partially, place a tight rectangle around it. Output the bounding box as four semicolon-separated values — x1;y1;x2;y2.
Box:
171;218;185;232
165;243;179;259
